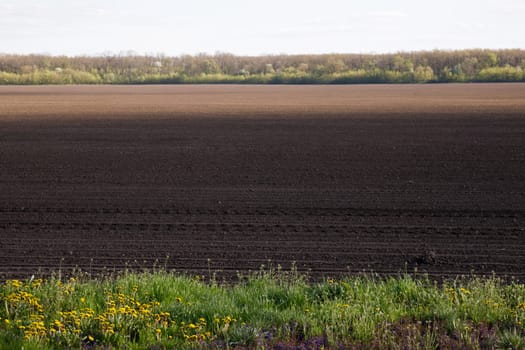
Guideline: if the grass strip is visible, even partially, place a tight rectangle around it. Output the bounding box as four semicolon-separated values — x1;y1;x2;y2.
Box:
1;268;524;349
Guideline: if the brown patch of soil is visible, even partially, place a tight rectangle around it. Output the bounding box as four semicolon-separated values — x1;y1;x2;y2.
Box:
1;84;525;280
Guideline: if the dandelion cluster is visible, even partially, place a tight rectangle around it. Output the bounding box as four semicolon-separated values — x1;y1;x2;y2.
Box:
0;277;237;348
1;274;525;349
445;286;472;304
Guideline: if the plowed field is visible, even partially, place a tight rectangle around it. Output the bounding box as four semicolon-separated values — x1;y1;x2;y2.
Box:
1;84;525;280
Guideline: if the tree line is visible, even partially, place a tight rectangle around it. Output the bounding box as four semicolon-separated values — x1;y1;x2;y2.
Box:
0;49;524;85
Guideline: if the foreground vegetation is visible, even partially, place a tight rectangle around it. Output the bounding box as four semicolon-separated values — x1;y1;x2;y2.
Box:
1;49;525;85
1;268;525;349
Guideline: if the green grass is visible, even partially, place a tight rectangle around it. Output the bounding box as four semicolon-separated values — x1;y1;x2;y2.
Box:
1;268;524;349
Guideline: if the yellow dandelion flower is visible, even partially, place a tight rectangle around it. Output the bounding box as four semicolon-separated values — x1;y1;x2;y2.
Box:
88;335;94;342
155;328;162;334
459;287;471;295
8;279;23;289
31;279;43;288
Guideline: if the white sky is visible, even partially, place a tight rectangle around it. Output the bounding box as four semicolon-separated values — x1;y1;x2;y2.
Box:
1;0;524;56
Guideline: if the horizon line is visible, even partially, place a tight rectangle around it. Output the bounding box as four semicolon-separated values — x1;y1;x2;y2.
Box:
1;47;524;58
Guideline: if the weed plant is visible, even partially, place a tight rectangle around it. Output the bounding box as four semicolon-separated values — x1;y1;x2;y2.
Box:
1;267;524;349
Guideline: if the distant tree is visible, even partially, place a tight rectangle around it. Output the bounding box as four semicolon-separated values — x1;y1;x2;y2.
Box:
477;66;523;81
325;57;346;74
311;64;327;75
200;59;221;74
483;52;498;67
297;63;309;72
414;66;435;82
461;57;479;78
391;55;414;72
264;63;275;74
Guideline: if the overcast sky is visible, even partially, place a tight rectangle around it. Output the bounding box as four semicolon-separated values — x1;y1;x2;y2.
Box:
1;0;524;56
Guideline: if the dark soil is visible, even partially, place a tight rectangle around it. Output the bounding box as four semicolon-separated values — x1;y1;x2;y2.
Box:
1;84;524;280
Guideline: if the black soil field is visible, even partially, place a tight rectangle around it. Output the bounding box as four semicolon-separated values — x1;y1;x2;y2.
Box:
1;84;525;280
